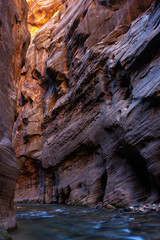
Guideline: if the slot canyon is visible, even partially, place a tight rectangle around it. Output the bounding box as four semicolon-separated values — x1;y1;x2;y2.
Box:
0;0;160;233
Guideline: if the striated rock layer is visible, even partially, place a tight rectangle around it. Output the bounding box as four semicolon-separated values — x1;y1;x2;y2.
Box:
13;0;160;207
0;0;30;229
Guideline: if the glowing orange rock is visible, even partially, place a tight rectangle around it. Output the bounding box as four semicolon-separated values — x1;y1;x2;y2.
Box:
26;0;63;35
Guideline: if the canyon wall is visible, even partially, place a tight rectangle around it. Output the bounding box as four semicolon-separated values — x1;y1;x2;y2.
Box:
14;0;160;207
0;0;30;229
27;0;63;34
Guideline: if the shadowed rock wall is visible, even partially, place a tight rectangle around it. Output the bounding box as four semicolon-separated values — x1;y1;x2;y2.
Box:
13;0;160;207
0;0;30;229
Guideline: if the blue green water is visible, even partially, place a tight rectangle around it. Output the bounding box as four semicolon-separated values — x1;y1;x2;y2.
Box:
10;204;160;240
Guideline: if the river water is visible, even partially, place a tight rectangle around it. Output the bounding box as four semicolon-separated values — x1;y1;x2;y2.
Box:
10;204;160;240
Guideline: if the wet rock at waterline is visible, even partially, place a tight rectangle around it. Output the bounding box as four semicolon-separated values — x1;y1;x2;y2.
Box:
0;226;12;240
12;0;160;208
124;203;160;213
0;0;30;229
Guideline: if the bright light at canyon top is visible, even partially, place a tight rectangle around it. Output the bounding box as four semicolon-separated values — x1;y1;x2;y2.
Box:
26;0;63;35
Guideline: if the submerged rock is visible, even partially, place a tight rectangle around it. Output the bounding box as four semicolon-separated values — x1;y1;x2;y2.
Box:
124;203;160;213
0;226;12;240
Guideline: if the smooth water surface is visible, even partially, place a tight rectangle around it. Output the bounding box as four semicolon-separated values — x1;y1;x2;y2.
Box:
11;204;160;240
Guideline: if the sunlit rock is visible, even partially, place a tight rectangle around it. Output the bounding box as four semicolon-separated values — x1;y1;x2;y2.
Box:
26;0;63;35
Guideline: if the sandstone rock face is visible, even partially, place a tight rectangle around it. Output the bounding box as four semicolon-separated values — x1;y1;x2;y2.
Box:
0;0;30;229
14;0;160;207
26;0;63;34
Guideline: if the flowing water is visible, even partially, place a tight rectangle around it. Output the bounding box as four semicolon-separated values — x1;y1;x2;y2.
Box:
10;204;160;240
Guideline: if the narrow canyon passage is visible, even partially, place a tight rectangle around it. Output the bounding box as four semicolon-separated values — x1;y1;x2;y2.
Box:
0;0;160;238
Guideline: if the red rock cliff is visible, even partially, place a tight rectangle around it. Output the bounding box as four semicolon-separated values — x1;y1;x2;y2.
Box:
0;0;30;229
13;0;160;207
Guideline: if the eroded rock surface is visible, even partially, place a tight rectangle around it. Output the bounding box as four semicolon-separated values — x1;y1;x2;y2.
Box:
14;0;160;207
0;0;30;229
26;0;63;34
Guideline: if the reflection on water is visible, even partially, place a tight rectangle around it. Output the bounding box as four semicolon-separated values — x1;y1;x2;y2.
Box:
10;204;160;240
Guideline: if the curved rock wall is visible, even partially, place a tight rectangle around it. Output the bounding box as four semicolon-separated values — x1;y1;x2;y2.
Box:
14;0;160;207
0;0;30;229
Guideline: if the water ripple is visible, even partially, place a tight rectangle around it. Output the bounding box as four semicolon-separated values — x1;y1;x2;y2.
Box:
11;204;160;240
